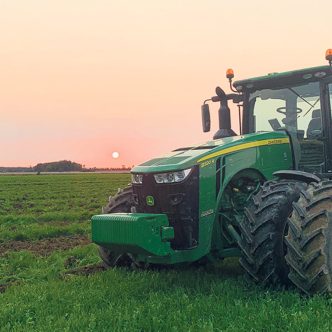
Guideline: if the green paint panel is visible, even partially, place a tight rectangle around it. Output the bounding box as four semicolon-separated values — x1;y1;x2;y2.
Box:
91;213;173;256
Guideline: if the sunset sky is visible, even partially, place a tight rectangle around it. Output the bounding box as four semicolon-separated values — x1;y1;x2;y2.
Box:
1;0;331;167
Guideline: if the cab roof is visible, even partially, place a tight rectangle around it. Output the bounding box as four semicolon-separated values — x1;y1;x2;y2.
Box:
233;65;332;92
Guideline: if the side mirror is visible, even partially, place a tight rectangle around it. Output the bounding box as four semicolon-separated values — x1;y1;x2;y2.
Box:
201;104;211;132
215;86;226;100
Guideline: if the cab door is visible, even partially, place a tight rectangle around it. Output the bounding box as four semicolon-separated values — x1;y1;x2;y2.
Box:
321;78;332;172
293;82;325;173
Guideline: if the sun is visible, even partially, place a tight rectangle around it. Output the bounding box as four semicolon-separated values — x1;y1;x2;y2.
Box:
112;151;120;159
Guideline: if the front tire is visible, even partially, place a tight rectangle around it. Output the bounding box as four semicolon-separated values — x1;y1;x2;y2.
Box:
102;186;134;214
285;181;332;295
98;247;139;268
99;185;139;268
238;180;304;285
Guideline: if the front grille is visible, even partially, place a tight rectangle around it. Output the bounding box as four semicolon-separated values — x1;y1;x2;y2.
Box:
132;166;199;250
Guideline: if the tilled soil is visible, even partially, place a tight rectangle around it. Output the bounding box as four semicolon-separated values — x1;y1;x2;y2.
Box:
0;235;91;257
64;263;107;276
0;284;9;293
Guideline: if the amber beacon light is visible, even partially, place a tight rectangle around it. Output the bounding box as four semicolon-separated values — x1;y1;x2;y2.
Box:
226;68;234;80
326;49;332;65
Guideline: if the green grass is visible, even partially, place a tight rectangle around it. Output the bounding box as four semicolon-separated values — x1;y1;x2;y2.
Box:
0;174;331;331
0;173;130;242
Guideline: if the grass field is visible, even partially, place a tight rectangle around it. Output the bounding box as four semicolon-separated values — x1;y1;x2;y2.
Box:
1;173;332;331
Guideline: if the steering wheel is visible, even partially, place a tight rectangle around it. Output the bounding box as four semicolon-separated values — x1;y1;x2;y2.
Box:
276;107;302;115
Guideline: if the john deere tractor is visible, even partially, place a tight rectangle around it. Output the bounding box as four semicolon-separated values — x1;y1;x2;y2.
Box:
92;50;332;295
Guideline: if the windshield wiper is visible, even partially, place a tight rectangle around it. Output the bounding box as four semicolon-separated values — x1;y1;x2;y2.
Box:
303;97;320;117
288;87;314;108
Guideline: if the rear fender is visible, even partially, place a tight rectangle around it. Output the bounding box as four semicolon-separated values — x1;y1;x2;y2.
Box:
273;170;320;183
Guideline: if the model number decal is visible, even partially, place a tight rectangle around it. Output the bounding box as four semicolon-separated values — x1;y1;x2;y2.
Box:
201;209;214;217
267;139;285;145
200;159;215;168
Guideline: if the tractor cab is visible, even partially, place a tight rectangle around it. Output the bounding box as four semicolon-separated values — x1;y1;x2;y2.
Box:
237;66;332;174
203;64;332;174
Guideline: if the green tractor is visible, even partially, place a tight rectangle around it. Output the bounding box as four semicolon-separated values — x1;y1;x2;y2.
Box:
92;50;332;295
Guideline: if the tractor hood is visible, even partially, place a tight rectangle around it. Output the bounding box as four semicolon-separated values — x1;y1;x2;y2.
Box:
132;131;289;173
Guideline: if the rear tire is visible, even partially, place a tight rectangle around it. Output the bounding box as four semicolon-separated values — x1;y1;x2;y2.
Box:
238;180;305;285
285;181;332;295
99;185;140;268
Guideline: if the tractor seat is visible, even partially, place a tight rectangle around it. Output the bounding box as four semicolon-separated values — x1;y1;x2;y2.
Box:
307;109;322;138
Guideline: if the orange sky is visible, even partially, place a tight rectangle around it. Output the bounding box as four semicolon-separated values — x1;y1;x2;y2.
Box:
1;0;332;167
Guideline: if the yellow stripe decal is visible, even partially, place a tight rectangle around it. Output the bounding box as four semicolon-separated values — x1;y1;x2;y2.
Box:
197;138;290;163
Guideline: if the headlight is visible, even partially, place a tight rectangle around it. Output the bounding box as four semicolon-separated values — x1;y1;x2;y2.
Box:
131;174;143;184
154;168;192;184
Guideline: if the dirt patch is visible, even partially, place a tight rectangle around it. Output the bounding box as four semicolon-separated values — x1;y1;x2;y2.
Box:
0;284;9;294
64;263;106;276
0;235;90;257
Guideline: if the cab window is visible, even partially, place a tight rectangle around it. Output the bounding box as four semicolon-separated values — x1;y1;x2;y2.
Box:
249;82;324;172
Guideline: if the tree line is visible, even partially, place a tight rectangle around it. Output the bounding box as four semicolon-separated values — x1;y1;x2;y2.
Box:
0;160;82;173
0;160;131;173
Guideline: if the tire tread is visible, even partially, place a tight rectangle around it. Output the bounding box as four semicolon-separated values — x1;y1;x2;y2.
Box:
239;180;305;285
285;181;332;294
